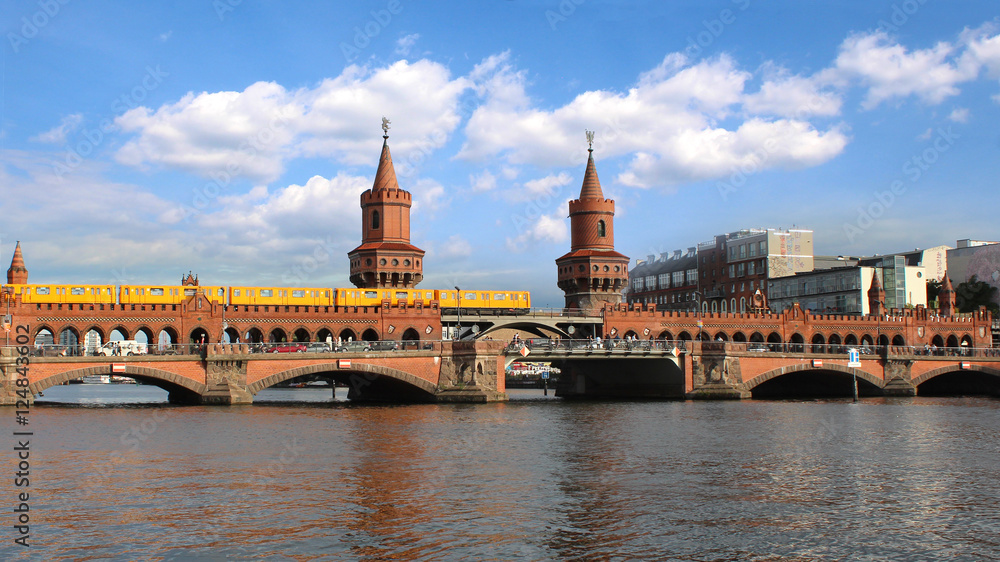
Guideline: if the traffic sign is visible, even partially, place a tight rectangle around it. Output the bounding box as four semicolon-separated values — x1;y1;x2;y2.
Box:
847;348;861;368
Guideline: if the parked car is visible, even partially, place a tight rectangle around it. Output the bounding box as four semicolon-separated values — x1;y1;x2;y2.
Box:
366;340;399;352
268;343;307;353
305;342;332;353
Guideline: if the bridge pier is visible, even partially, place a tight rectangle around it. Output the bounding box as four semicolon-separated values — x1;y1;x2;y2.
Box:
0;348;24;406
882;359;917;396
686;344;751;400
437;341;507;402
183;357;252;405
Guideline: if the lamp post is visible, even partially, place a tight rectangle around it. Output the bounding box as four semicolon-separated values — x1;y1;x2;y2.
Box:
692;290;704;341
454;286;462;341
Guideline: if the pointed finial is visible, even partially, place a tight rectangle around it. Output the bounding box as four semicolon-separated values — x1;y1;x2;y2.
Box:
381;116;391;139
585;129;595;152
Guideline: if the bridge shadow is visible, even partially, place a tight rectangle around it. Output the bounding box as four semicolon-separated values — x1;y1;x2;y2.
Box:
251;363;438;403
914;367;1000;397
749;369;883;399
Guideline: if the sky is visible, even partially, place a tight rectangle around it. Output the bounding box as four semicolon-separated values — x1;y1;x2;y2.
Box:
1;0;998;308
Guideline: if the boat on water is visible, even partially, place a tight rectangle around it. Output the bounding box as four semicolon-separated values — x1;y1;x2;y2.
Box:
78;374;111;384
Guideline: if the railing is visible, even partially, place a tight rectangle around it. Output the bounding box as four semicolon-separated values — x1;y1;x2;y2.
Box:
505;338;687;354
440;308;599;319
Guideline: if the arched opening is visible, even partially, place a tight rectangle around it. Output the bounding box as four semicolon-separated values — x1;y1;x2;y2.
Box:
749;332;765;343
245;328;264;344
134;327;154;345
891;334;906;346
339;328;358;342
960;335;973;348
877;334;889;347
740;297;746;313
860;334;874;347
732;331;747;342
752;369;883;399
190;328;209;345
401;327;420;346
33;328;54;354
293;328;311;342
623;330;639;339
85;328;104;355
157;328;177;352
844;333;858;346
371;210;380;230
828;334;842;353
110;327;129;341
58;327;80;356
767;331;783;352
597;219;606;237
316;328;334;345
730;298;736;313
361;328;379;342
677;331;692;341
721;300;727;313
711;301;718;313
713;331;729;342
918;369;1000;396
789;333;804;353
702;302;708;313
931;335;944;347
811;333;826;353
223;327;241;343
269;328;287;343
946;335;959;348
657;330;674;341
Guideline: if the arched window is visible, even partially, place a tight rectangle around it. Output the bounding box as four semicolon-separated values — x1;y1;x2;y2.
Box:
597;220;606;237
371;210;380;230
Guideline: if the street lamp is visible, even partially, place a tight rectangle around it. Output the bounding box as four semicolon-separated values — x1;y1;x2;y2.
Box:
692;290;704;341
454;286;462;341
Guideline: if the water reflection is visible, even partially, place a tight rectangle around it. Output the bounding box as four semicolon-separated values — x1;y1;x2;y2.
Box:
10;392;1000;560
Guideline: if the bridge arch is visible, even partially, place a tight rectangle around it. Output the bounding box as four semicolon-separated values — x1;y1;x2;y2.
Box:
249;362;437;399
477;320;572;340
110;326;130;340
33;325;55;346
29;365;207;397
133;325;155;345
743;363;884;393
338;328;358;342
911;365;1000;388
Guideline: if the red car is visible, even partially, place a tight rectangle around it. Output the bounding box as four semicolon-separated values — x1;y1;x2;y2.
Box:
268;343;307;353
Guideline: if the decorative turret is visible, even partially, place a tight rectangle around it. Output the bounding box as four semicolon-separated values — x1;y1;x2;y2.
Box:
939;271;956;316
7;241;28;285
867;270;886;315
181;271;199;286
555;131;630;311
348;118;425;289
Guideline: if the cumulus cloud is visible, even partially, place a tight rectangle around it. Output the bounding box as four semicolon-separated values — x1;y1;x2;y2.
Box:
395;33;420;56
31;114;84;144
505;208;569;252
115;60;470;182
948;108;970;123
470;170;496;192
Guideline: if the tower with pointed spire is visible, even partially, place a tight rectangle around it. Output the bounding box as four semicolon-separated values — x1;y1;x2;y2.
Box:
867;270;886;315
348;118;425;289
939;271;956;316
555;132;629;311
7;242;28;285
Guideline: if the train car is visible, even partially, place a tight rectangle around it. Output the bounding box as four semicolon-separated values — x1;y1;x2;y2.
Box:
436;289;531;314
119;285;226;305
229;286;333;307
3;283;116;304
334;288;436;308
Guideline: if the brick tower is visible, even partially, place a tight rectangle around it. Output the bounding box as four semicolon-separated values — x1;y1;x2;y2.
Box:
939;271;956;316
7;241;28;284
555;132;629;310
867;270;886;314
348;119;425;289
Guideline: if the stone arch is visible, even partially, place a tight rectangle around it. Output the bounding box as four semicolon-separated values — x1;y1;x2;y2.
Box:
110;326;130;341
249;362;438;399
361;328;380;341
244;327;264;343
477;320;571;340
339;328;358;342
268;328;287;343
190;327;210;344
713;331;729;341
828;333;842;345
29;365;207;397
960;335;973;347
133;326;155;345
749;332;764;343
911;365;1000;388
789;333;805;352
811;333;826;353
33;325;55;344
677;331;691;341
946;335;959;348
623;330;639;339
316;328;334;343
877;334;889;347
891;334;906;346
158;327;179;347
223;326;241;343
401;327;420;342
732;331;747;342
293;327;311;342
57;326;81;355
844;333;858;346
657;330;673;340
931;335;944;347
744;363;884;393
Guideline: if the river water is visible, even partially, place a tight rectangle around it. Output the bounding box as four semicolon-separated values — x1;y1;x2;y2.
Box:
3;386;999;560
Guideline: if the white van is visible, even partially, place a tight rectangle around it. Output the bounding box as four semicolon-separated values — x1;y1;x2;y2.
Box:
97;340;148;356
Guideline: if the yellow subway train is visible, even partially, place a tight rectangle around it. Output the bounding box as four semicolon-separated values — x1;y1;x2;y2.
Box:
2;284;116;304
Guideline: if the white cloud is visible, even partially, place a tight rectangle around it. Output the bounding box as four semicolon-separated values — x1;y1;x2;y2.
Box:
412;178;448;213
438;234;472;258
470;170;496;192
459;53;847;189
832;31;979;109
505;208;569;252
31;114;84;144
744;67;842;118
515;172;572;202
395;33;420;56
115;60;471;182
948;108;970;123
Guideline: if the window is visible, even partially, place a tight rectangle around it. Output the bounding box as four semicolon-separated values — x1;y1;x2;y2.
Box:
71;287;84;295
673;271;684;286
365;291;378;298
234;289;241;296
748;261;755;275
396;291;409;299
645;275;656;289
292;290;305;298
659;273;670;288
371;210;380;229
760;241;766;254
260;289;273;297
597;220;606;237
634;278;644;290
151;288;164;296
37;287;50;295
737;263;745;277
739;245;746;259
494;293;506;300
749;244;756;257
686;269;697;284
729;265;735;278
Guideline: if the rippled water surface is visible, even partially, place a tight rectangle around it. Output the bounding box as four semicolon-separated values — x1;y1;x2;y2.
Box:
4;386;1000;560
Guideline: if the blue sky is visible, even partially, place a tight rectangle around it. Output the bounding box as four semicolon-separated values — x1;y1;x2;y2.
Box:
1;0;998;307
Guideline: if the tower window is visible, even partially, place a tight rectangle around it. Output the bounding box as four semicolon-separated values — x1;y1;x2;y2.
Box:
371;210;380;229
597;220;606;237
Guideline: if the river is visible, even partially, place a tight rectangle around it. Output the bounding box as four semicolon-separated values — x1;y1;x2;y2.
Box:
3;385;999;560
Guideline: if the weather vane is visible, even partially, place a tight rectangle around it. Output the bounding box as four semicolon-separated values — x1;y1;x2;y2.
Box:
381;116;391;138
585;129;595;151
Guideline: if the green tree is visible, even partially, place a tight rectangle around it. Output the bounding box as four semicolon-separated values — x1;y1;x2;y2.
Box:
926;279;942;307
955;275;1000;316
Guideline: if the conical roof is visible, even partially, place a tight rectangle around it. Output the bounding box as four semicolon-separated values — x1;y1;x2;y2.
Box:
867;270;883;295
373;137;400;192
7;241;27;284
940;272;954;292
579;149;604;200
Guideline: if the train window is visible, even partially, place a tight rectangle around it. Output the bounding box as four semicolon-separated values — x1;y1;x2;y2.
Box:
234;289;241;296
365;291;378;299
37;287;49;295
185;289;196;296
494;293;506;300
440;292;449;299
150;288;163;296
464;293;477;300
396;292;408;299
249;290;254;297
260;289;273;297
70;287;83;295
218;288;225;296
426;292;433;299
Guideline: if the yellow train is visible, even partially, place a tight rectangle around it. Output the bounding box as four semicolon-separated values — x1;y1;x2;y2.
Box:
3;284;116;304
2;282;531;313
120;285;226;305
